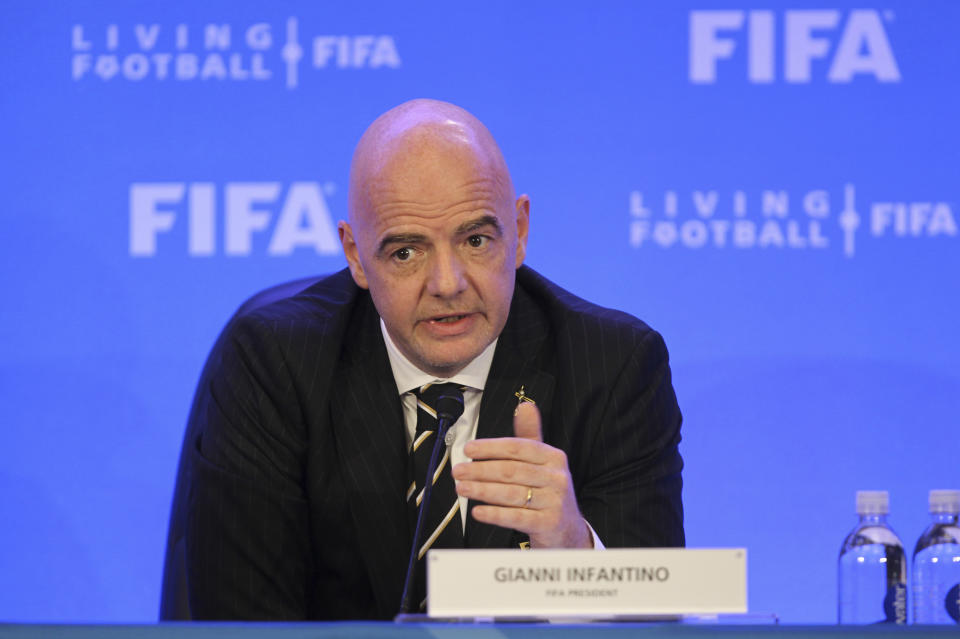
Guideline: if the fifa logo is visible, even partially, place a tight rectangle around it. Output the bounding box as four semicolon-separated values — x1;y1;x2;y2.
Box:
689;9;900;83
129;182;340;256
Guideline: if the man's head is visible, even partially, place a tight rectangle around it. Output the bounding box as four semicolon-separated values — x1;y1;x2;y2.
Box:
339;99;529;378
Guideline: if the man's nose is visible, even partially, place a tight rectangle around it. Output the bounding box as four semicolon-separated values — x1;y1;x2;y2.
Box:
426;249;467;298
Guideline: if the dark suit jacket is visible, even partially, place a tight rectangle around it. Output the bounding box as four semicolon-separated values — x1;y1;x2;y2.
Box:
178;265;683;620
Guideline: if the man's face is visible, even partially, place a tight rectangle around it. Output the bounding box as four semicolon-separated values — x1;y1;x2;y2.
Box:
340;135;529;378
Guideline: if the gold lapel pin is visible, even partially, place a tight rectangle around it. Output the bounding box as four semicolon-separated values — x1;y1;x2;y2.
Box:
514;385;536;407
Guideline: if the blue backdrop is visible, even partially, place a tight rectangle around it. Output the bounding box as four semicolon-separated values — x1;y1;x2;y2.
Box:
2;0;958;624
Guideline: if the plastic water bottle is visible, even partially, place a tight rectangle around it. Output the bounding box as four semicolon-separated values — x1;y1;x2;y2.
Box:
838;490;907;624
912;489;960;624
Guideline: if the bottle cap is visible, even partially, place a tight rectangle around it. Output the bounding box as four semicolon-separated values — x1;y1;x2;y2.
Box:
929;489;960;514
856;490;889;515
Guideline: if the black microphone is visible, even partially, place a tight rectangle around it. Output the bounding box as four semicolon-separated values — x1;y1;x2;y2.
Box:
398;386;465;615
434;389;465;431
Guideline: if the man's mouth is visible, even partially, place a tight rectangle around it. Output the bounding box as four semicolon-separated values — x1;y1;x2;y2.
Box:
421;312;478;337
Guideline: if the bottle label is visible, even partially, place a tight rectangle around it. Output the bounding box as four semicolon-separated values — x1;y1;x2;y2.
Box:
947;584;960;623
883;583;907;624
883;544;906;624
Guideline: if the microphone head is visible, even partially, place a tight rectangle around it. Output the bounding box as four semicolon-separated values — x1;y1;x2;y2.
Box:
434;387;465;424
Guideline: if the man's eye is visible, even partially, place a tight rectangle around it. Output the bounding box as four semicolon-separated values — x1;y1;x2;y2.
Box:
393;247;413;261
467;235;489;248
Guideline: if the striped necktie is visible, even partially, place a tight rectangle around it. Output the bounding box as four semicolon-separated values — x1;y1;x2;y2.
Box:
407;382;465;611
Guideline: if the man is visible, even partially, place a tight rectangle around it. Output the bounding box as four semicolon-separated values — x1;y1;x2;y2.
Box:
169;99;683;620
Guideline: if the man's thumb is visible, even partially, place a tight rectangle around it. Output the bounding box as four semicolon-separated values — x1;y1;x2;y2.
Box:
513;402;542;441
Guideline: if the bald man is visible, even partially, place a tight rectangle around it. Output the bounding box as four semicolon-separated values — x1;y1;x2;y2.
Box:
170;100;683;620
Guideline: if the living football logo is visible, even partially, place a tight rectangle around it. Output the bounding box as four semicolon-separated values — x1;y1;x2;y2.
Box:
71;18;400;88
627;185;957;257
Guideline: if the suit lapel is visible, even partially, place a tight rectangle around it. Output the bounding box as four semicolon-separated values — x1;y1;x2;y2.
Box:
466;285;556;548
329;296;410;617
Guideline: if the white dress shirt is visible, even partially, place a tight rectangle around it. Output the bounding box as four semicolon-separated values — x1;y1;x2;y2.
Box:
380;319;603;548
381;319;494;530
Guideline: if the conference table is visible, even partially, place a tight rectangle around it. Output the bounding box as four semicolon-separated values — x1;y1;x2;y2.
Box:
2;622;957;639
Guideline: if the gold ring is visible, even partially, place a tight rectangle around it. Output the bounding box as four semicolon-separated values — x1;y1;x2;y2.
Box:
523;487;533;509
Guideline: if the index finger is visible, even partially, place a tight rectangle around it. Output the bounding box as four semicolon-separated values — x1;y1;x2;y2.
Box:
463;437;553;464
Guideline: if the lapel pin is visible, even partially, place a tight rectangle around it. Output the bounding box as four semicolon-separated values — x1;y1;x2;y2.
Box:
514;385;536;412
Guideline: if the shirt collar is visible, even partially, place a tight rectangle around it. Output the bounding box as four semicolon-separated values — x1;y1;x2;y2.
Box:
380;318;497;395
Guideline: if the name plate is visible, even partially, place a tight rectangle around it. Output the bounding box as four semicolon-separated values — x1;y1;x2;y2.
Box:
427;547;746;619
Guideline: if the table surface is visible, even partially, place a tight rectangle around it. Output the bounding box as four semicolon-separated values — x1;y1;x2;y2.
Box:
1;622;958;639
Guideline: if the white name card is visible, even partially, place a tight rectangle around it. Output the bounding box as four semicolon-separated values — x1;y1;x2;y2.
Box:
427;547;746;619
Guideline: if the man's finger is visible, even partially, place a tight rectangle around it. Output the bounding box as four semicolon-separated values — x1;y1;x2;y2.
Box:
514;401;542;442
456;479;555;509
462;437;550;463
470;504;540;531
452;459;552;486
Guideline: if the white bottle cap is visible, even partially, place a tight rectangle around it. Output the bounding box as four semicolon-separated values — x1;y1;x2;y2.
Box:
929;489;960;514
856;490;889;515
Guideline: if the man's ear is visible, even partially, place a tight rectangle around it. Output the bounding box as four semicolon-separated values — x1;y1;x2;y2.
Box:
514;194;530;266
338;221;369;289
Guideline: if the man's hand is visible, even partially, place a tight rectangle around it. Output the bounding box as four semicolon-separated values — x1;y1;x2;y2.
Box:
452;402;592;548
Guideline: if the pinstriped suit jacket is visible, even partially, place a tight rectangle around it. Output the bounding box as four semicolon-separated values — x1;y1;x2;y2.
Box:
182;265;683;620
